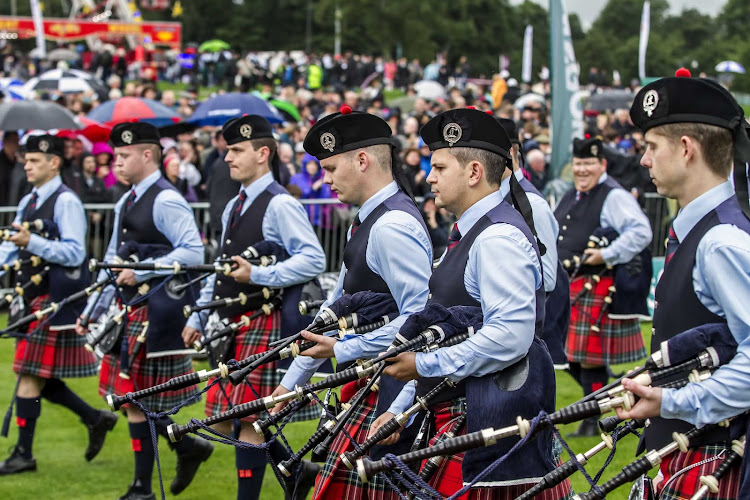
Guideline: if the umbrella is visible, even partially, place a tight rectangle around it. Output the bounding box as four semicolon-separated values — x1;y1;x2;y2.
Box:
22;69;108;99
87;97;181;127
188;93;283;126
270;99;301;122
388;95;417;113
715;60;746;74
584;90;635;112
47;48;80;62
60;117;112;143
513;92;546;110
199;39;231;53
0;78;29;100
414;80;446;101
0;100;80;131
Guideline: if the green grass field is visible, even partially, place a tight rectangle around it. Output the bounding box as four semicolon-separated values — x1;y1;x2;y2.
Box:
0;313;651;500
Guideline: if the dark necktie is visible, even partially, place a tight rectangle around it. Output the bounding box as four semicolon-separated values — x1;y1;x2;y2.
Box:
350;214;361;238
447;223;462;251
665;224;679;266
26;192;38;215
575;191;587;203
229;190;248;230
124;189;137;213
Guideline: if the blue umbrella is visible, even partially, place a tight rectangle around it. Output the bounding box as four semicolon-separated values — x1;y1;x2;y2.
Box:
188;93;283;126
715;60;746;74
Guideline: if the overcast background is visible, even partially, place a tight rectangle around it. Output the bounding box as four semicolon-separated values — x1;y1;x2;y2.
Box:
514;0;727;29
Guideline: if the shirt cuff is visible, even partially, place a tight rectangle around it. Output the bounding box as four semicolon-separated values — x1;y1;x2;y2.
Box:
186;314;204;333
659;388;690;422
333;337;363;364
600;246;617;265
24;233;45;257
249;264;268;285
386;381;416;416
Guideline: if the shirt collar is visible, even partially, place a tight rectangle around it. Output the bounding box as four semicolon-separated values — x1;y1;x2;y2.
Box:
132;169;162;198
240;171;275;204
514;168;525;182
32;175;62;206
357;181;399;222
499;174;513;199
455;190;504;236
672;181;735;242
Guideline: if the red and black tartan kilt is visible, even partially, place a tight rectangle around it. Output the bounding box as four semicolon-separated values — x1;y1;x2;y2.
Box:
98;305;199;412
423;399;573;500
313;380;401;500
204;310;319;423
13;295;97;379
567;275;646;366
656;444;740;500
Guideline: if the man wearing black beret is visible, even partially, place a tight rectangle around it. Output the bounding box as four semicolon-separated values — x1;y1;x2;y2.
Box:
616;69;750;500
385;108;571;498
273;106;433;500
0;134;115;475
76;122;213;500
554;136;652;438
181;114;326;500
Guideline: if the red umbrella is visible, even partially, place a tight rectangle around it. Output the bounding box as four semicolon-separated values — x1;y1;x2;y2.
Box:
87;97;181;127
59;117;112;143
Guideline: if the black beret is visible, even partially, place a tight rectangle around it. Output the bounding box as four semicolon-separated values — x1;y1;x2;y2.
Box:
25;134;64;157
573;137;604;159
110;122;161;147
419;108;512;160
303;106;393;160
221;115;274;145
630;71;745;134
496;117;520;145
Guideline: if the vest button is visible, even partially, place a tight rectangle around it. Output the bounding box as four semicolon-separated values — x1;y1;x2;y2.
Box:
562;225;567;230
122;228;127;233
226;239;231;245
558;236;563;241
216;280;222;286
120;242;124;246
566;215;571;220
215;295;220;300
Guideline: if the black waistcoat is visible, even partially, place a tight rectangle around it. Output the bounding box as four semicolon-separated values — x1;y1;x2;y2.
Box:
17;184;89;326
554;176;619;275
116;177;195;353
645;195;750;450
422;199;555;483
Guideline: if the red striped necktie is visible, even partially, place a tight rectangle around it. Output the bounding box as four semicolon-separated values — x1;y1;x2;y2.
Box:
26;192;39;213
447;223;462;251
229;190;248;230
350;214;361;238
665;224;679;265
124;189;137;212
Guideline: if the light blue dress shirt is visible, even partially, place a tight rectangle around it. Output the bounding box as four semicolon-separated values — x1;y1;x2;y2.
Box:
392;190;544;414
83;170;204;317
593;173;653;265
0;175;86;278
279;181;433;392
186;172;326;332
502;169;559;292
660;181;750;427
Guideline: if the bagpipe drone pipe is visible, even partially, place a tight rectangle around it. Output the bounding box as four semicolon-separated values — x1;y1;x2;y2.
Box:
106;290;400;412
355;321;743;486
166;303;482;443
0;218;52;240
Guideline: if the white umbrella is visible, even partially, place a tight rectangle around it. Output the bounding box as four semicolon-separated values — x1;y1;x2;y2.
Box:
22;69;108;98
513;92;546;110
47;48;80;62
414;80;446;101
715;61;746;74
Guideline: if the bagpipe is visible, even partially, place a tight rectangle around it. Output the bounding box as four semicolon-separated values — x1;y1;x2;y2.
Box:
106;291;401;412
0;266;49;309
182;287;276;318
1;255;44;272
0;219;51;240
567;228;618;307
355;321;742;491
298;299;325;315
166;304;480;443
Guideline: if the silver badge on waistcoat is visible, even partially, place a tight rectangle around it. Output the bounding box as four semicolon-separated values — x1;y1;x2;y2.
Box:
442;123;462;146
121;130;134;144
643;90;659;117
320;132;336;152
239;124;252;138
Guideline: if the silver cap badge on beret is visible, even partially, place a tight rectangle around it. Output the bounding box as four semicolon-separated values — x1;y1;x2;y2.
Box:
239;124;252;138
590;144;599;156
121;130;134;144
38;140;49;153
443;123;462;146
320;132;335;152
642;89;659;117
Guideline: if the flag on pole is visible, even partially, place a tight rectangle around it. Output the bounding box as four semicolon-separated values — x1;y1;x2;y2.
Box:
639;1;651;82
550;0;584;178
522;25;534;83
30;0;46;60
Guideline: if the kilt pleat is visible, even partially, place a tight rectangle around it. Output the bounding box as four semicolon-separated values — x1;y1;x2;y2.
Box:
204;309;318;423
13;295;97;379
657;444;739;500
566;275;646;365
98;305;198;412
312;382;401;500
